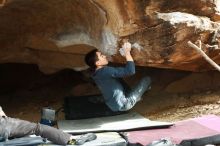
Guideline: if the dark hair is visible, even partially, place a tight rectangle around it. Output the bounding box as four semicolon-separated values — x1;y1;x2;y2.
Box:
85;49;98;70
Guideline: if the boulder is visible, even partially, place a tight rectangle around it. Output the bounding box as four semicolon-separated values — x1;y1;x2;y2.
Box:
0;0;220;73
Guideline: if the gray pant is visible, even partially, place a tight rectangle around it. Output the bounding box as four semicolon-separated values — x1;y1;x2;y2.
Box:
0;116;71;145
118;76;151;111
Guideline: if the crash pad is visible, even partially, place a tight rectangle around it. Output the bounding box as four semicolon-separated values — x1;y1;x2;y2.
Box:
71;132;126;146
0;132;126;146
64;95;126;120
127;115;220;145
0;136;45;146
58;112;173;134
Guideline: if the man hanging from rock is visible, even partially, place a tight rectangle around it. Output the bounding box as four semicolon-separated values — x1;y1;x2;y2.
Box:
85;41;151;112
0;106;96;145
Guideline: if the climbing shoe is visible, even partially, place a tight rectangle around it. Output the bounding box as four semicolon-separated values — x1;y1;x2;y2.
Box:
67;139;76;145
68;133;97;145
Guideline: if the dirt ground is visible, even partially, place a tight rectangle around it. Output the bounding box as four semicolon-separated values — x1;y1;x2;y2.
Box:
1;63;220;123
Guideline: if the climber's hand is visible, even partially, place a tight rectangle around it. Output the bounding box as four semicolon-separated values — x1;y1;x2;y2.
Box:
122;42;132;55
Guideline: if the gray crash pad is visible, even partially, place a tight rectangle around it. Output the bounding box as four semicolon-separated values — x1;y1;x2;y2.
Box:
58;112;173;134
0;133;126;146
0;136;46;146
41;132;126;146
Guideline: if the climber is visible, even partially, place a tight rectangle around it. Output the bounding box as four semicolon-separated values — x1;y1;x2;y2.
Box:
0;106;96;145
85;41;151;112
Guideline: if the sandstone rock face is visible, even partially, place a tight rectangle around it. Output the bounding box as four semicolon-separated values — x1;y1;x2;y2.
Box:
0;0;220;73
